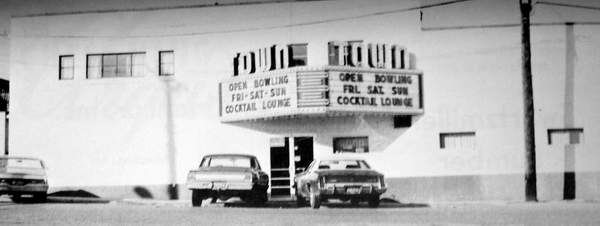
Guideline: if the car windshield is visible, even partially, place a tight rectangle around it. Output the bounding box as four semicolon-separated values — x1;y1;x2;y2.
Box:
0;158;44;169
206;156;252;168
317;160;370;170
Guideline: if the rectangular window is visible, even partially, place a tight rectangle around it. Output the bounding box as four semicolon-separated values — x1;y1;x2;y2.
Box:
328;42;339;66
159;50;174;76
333;137;369;153
440;132;476;149
86;52;145;79
548;128;583;145
288;44;307;67
59;55;74;80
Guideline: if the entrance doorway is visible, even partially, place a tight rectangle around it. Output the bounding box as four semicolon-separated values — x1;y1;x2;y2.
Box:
269;136;314;197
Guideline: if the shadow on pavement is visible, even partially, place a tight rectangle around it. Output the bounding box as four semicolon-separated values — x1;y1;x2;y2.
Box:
48;189;100;198
222;197;429;209
45;189;109;204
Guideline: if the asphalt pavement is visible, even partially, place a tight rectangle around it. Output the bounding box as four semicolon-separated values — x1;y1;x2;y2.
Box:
1;197;600;225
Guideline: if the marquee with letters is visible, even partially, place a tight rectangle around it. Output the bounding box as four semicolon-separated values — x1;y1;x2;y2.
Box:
219;41;423;122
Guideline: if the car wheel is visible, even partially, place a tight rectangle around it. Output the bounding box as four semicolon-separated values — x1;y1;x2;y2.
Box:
254;191;268;205
33;193;47;203
350;198;360;206
191;189;203;207
295;188;306;207
368;195;380;208
309;188;320;209
10;194;23;203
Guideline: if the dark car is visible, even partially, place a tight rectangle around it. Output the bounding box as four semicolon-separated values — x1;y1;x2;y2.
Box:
186;154;269;207
294;156;386;208
0;156;49;203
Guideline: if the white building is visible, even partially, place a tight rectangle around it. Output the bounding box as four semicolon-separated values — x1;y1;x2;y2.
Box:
7;0;600;202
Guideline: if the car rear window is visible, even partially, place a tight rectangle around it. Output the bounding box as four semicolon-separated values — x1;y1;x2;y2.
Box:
0;158;44;169
208;156;251;168
318;160;370;170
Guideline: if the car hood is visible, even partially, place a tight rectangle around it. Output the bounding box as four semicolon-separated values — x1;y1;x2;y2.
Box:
315;169;383;177
189;166;254;174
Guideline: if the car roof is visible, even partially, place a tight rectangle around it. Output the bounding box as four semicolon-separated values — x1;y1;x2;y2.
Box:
203;154;256;158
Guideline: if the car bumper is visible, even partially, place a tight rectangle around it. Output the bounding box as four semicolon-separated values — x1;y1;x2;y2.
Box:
187;181;253;191
0;184;49;194
318;183;386;197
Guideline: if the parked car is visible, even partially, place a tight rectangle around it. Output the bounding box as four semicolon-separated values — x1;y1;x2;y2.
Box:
0;156;49;203
294;156;386;208
186;154;269;207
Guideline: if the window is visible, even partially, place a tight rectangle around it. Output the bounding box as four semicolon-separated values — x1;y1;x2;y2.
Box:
333;137;369;153
393;115;412;128
288;44;307;67
59;55;74;80
159;50;174;76
317;160;371;170
86;52;145;79
440;132;476;149
548;128;583;145
328;42;340;65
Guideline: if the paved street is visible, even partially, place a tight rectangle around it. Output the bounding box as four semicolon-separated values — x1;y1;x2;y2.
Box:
1;198;600;225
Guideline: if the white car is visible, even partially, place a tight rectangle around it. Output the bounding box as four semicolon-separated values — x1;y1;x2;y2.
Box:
294;156;386;208
0;156;49;202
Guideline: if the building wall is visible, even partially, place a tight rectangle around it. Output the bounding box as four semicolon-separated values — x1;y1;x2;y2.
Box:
8;0;600;201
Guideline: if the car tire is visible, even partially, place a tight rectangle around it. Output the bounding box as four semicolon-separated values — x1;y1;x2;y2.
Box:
10;194;23;203
309;188;320;209
368;195;380;208
247;186;267;205
33;193;47;203
350;198;360;206
191;189;203;207
295;188;306;207
253;191;268;205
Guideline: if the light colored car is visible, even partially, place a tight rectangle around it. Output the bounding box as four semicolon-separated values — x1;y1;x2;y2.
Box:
0;156;49;203
186;154;269;207
294;156;386;208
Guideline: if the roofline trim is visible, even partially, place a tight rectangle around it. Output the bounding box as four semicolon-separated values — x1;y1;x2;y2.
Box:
12;0;330;18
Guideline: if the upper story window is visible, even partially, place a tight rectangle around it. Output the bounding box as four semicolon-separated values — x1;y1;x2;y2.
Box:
59;55;74;80
86;52;145;79
288;44;307;67
159;50;174;76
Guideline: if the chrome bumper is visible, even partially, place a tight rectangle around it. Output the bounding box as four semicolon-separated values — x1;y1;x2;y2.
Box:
319;183;386;196
187;181;253;191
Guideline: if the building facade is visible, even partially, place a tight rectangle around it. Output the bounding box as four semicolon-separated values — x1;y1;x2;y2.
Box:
8;0;600;202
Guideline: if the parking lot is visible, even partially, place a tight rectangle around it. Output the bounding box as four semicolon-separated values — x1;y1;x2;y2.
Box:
2;197;600;226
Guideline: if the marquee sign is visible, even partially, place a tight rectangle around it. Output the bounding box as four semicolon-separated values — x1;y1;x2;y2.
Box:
328;69;422;114
220;40;423;122
220;72;298;121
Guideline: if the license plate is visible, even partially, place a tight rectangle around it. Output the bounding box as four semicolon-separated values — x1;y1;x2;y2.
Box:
346;187;361;194
212;182;228;190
